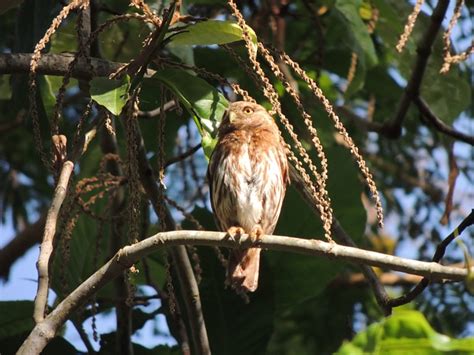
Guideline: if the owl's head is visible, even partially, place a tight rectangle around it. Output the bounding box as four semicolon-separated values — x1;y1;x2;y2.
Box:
219;101;274;132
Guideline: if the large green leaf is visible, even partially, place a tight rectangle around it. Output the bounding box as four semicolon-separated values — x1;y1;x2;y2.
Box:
337;310;474;354
90;76;130;116
325;0;378;96
50;18;77;54
335;0;378;68
169;20;257;47
149;68;229;158
0;301;34;340
0;301;78;354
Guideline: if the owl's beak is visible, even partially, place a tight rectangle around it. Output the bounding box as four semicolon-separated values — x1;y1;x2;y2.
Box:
228;111;237;123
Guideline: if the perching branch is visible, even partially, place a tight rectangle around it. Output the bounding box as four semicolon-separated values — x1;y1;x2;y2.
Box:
33;160;75;323
18;228;473;354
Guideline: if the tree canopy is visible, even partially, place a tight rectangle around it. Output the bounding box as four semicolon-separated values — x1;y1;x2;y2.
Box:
0;0;473;354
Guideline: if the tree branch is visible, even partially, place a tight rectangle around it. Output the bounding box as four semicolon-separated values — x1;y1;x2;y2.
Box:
382;0;450;138
388;208;474;307
415;97;474;146
164;143;201;168
0;213;46;280
138;100;176;118
33;160;75;323
0;53;121;79
17;228;473;354
131;122;209;355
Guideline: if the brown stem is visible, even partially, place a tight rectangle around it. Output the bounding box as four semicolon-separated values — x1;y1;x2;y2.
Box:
99;116;133;355
415;97;474;146
0;213;46;280
34;160;75;323
131;121;210;354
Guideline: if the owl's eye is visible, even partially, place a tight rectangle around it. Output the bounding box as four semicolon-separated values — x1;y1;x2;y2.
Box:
243;106;254;114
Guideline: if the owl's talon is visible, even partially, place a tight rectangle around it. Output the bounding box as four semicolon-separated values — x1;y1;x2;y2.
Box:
249;225;263;244
227;226;245;242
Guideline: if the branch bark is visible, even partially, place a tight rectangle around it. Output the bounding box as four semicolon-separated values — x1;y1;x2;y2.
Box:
0;53;122;78
383;0;450;138
17;228;473;354
33;160;75;323
415;97;474;146
131;122;209;355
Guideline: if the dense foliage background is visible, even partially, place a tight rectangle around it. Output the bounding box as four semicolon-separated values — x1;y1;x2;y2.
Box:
0;0;473;354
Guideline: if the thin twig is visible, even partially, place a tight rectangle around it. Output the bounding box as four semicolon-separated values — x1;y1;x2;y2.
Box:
18;225;474;354
164;143;201;168
34;160;75;323
72;318;96;354
415;97;474;146
388;209;474;307
138;100;176;118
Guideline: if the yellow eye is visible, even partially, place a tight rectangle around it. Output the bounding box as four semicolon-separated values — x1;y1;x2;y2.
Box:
243;107;254;114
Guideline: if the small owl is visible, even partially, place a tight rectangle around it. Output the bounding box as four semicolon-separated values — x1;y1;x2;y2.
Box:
207;101;289;292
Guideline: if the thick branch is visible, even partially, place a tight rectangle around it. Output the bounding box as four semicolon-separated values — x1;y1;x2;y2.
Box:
0;213;46;280
383;0;450;138
0;53;121;79
17;229;472;354
33;161;75;323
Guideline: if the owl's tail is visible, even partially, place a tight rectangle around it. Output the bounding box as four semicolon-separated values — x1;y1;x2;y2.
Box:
227;247;261;292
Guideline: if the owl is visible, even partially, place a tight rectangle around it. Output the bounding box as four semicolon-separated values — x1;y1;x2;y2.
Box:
207;101;289;292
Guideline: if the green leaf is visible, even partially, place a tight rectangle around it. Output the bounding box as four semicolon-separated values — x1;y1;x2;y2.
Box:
90;75;130;116
335;0;378;68
0;74;11;100
169;20;257;47
50;18;77;54
420;70;471;125
337;310;474;354
0;301;34;340
149;68;229;158
38;75;60;119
